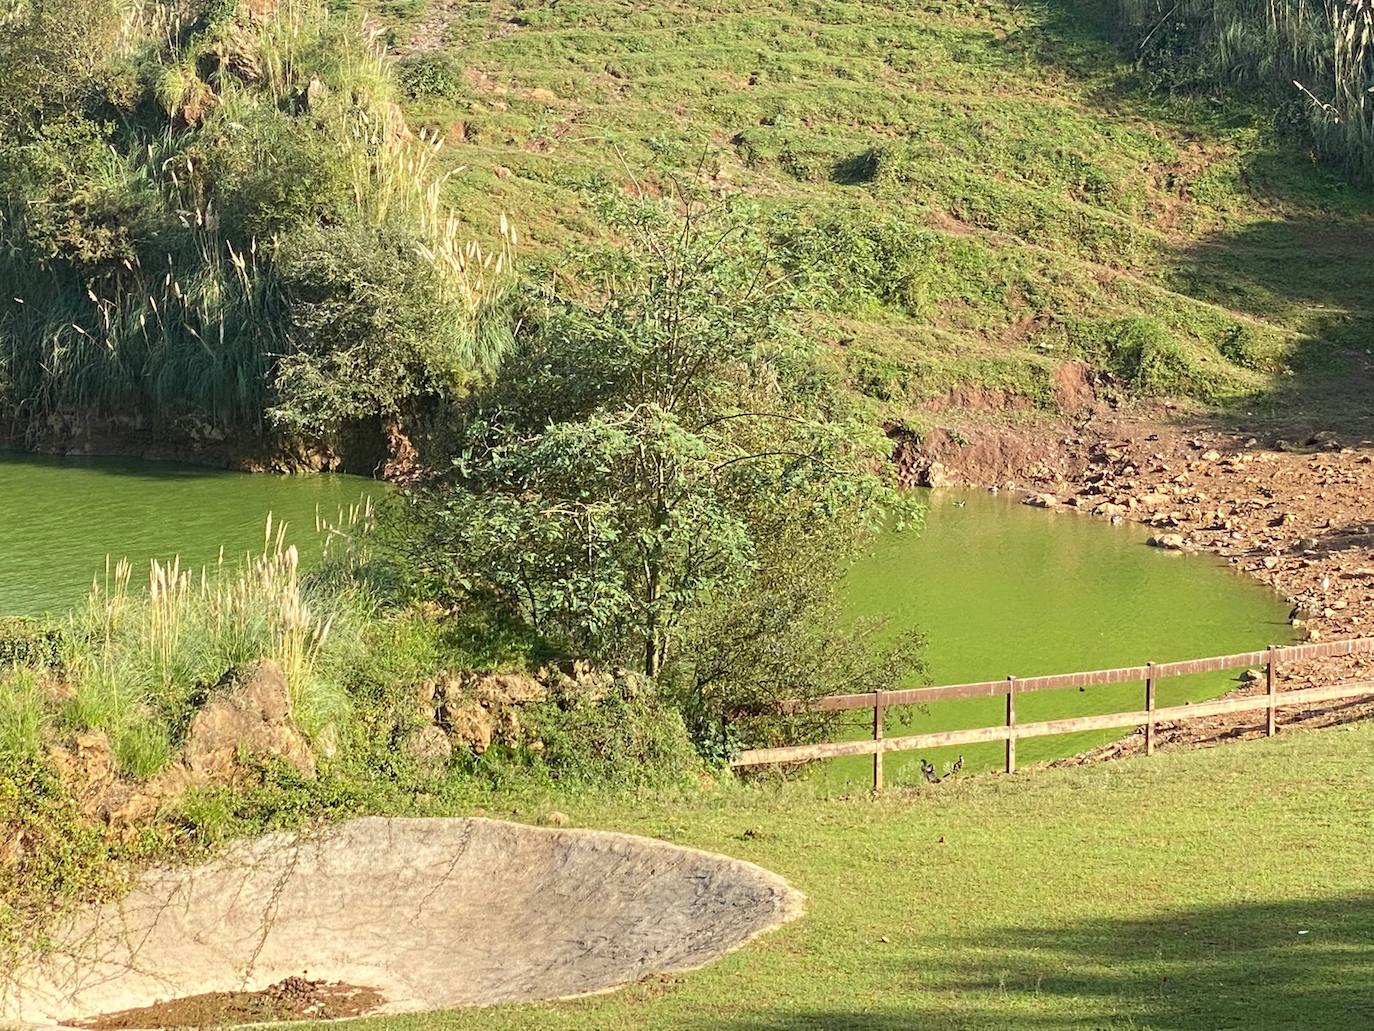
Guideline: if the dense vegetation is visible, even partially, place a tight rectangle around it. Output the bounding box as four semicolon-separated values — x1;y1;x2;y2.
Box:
0;0;511;460
1109;0;1374;180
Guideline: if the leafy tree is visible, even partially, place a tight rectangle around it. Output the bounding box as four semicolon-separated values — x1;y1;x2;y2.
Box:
390;199;914;691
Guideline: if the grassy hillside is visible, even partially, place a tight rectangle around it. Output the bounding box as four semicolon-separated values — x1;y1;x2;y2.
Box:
392;0;1374;435
312;718;1374;1030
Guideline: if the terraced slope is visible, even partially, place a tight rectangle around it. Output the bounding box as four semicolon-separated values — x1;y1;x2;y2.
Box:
386;0;1374;438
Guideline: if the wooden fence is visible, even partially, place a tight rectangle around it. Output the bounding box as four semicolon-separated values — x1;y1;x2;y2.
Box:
731;637;1374;791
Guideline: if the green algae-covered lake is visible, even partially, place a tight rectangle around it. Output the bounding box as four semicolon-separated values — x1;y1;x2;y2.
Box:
837;489;1296;786
0;453;382;616
0;455;1294;778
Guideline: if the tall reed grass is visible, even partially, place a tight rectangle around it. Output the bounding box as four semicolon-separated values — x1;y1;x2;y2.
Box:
57;508;378;776
0;0;514;438
1114;0;1374;178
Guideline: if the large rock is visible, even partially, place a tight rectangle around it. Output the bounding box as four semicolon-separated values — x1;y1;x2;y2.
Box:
441;699;493;754
46;731;118;820
401;725;453;770
183;661;315;782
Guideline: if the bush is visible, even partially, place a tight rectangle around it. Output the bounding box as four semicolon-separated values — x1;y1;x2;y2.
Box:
0;617;62;669
522;682;703;788
271;222;481;437
1074;315;1204;397
396;54;468;100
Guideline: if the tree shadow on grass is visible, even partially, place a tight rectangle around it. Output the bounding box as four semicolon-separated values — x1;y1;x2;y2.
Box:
710;894;1374;1030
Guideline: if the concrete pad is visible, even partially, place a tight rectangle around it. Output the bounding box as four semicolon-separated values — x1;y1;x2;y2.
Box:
2;816;804;1028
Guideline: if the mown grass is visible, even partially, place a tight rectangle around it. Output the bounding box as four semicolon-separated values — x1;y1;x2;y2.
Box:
389;0;1374;432
308;719;1374;1030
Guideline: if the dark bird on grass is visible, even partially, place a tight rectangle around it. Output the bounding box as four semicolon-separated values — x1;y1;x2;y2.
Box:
920;759;941;784
945;754;964;778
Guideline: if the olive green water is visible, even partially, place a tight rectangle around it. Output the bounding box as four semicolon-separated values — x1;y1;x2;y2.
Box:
0;453;381;616
1;457;1294;780
836;490;1297;787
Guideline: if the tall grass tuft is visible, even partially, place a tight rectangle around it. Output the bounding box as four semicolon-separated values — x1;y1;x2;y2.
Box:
61;515;379;775
1113;0;1374;179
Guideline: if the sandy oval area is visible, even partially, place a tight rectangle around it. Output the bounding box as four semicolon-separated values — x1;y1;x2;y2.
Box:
3;816;804;1028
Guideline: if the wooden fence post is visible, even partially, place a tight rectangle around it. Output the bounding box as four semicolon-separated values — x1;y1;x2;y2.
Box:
1266;645;1277;737
872;693;884;793
1145;661;1156;756
1005;676;1016;774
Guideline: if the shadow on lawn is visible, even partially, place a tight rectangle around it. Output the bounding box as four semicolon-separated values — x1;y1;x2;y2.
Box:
712;893;1374;1030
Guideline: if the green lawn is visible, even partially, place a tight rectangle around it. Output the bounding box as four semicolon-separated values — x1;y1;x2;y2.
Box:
399;0;1374;433
313;720;1373;1029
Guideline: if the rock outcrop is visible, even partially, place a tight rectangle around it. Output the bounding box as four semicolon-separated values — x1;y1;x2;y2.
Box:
44;660;315;828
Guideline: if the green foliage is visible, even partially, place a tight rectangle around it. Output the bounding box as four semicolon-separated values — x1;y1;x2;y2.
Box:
0;667;47;762
0;0;508;450
1072;316;1212;398
271;223;486;436
521;682;702;788
0;754;145;964
391;200;902;681
0;617;62;669
396;53;467;100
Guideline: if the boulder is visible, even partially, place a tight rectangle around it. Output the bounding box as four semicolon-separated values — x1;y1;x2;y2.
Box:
918;460;952;489
47;731;118;820
401;725;453;770
1148;533;1186;550
183;660;315;782
442;699;493;754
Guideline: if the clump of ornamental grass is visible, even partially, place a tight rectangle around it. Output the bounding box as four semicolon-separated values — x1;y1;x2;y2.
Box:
61;514;377;776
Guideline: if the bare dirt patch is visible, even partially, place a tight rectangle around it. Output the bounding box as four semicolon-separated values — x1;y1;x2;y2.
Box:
63;977;384;1029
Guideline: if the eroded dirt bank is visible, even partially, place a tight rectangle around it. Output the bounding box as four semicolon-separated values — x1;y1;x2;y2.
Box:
896;407;1374;757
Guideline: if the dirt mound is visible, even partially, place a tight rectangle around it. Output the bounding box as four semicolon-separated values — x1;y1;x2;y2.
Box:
63;978;383;1029
4;817;803;1027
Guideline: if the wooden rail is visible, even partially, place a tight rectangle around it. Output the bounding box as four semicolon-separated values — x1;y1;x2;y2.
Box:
732;637;1374;790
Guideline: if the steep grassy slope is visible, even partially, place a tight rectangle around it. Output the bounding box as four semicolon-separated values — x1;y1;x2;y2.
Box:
388;0;1374;436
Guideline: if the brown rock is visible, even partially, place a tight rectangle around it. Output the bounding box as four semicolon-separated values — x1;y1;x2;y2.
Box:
183;661;315;782
1148;534;1186;550
47;731;117;819
443;700;493;754
471;672;546;707
401;725;453;769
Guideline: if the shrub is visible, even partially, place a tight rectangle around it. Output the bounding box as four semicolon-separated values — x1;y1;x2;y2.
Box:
390;200;902;679
1074;315;1206;397
396;53;467;100
522;682;703;788
0;617;62;669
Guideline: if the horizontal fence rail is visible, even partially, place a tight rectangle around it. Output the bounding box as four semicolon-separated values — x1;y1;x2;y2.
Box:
733;638;1374;789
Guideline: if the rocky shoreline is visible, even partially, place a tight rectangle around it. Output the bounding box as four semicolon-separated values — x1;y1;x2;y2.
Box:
900;411;1374;758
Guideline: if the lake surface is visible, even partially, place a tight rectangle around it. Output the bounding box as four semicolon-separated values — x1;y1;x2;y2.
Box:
837;489;1296;785
0;453;381;616
0;456;1293;780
